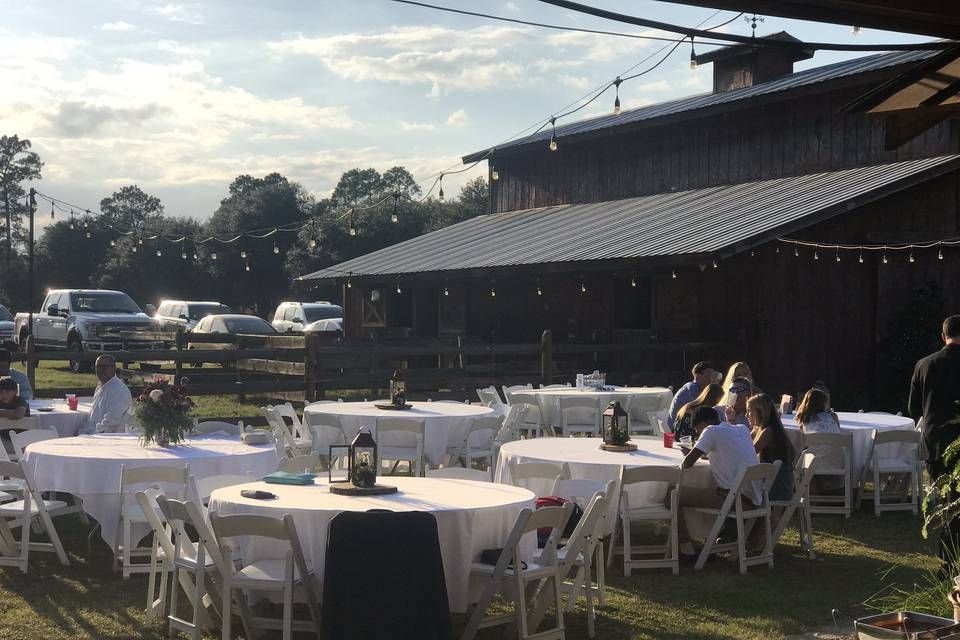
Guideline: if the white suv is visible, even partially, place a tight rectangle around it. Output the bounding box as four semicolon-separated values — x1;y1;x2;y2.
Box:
154;300;232;332
271;301;342;334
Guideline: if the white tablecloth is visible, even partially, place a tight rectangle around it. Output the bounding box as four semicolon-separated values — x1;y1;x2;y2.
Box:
782;411;916;478
208;477;534;613
29;398;93;437
495;436;715;537
525;387;672;426
22;433;279;548
303;401;493;466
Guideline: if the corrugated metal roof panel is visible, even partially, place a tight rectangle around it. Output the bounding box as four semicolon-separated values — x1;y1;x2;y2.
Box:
299;155;960;281
463;49;934;161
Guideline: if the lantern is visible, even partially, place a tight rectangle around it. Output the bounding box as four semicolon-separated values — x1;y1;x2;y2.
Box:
389;369;407;407
329;427;378;488
601;401;629;447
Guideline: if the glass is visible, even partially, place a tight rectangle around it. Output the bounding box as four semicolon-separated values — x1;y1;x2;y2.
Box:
70;292;141;314
662;431;674;448
223;318;276;333
66;394;78;411
303;305;344;322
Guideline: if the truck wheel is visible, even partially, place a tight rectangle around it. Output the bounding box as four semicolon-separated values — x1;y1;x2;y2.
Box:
68;338;92;374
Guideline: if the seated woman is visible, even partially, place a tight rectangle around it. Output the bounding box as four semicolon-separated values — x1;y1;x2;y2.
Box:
0;376;29;419
719;361;760;405
674;382;724;441
746;393;794;501
795;387;844;492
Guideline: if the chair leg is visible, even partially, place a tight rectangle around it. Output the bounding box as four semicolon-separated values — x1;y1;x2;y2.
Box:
584;558;595;639
736;512;747;575
282;583;293;640
671;511;680;576
38;509;69;566
169;562;181;640
146;541;159;625
764;513;774;569
20;513;31;573
695;513;727;571
220;583;231;640
595;541;607;606
622;510;632;577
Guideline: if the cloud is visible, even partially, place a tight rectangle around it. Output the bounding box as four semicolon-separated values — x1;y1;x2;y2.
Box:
157;40;209;57
149;4;205;25
100;21;137;32
46;101;165;137
399;121;435;131
446;109;468;127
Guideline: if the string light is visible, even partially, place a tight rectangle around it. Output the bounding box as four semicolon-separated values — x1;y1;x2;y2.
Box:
192;252;198;260
882;249;888;264
50;203;54;219
536;280;543;296
689;36;697;69
775;246;780;254
794;244;799;257
444;285;449;296
909;249;915;263
181;249;188;260
138;237;144;245
309;238;317;249
711;259;718;269
273;242;280;254
671;270;677;279
245;264;251;272
396;282;402;294
858;248;864;263
438;176;445;202
580;282;587;294
85;230;91;239
490;281;497;297
491;165;499;181
630;276;637;288
613;77;622;115
110;239;116;247
348;211;357;236
835;248;840;262
813;250;819;260
548;116;558;152
750;249;755;257
939;244;944;260
211;251;217;260
391;191;400;223
156;249;162;257
131;245;137;254
240;250;247;259
346;278;352;288
69;215;75;230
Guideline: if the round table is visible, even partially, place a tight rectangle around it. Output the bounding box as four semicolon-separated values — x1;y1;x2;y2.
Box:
782;411;915;478
495;437;715;537
523;387;672;427
208;476;535;613
303;401;494;466
29;398;93;437
22;433;280;548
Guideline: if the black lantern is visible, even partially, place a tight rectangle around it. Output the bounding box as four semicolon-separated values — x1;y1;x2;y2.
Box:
389;369;407;407
601;401;629;447
329;427;378;488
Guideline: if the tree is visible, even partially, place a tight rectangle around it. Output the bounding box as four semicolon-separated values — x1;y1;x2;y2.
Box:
36;215;113;291
424;176;489;231
99;185;164;230
0;135;43;267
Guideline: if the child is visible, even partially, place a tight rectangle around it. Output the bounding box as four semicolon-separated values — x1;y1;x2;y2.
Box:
0;376;29;420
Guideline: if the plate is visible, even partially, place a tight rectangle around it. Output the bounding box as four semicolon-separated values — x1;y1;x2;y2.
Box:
35;407;54;412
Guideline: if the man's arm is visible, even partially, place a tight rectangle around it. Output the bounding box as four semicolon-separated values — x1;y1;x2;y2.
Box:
16;371;32;401
666;385;688;429
681;447;705;469
0;406;25;419
908;359;924;420
93;385;131;433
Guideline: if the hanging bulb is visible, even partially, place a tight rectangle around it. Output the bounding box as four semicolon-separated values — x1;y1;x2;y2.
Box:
882;252;888;264
309;238;317;249
50;204;55;219
775;246;780;254
794;245;799;257
391;212;399;224
181;250;187;260
909;249;915;263
858;252;864;264
939;246;944;260
392;191;401;222
750;250;755;258
491;167;499;181
490;286;496;298
69;219;75;230
852;25;861;36
814;250;819;260
138;237;143;245
192;252;198;260
548;116;558;152
671;270;677;279
689;36;698;69
349;225;357;237
85;231;91;239
211;251;218;260
613;77;622;116
245;264;251;272
240;250;247;259
835;251;840;263
536;285;543;296
346;279;352;289
396;282;402;294
443;285;449;296
712;259;718;269
273;243;280;255
630;276;637;288
110;239;116;247
156;249;162;257
438;175;445;202
131;245;137;254
580;282;587;294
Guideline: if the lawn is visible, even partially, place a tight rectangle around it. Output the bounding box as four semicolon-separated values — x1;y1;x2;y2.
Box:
0;508;942;640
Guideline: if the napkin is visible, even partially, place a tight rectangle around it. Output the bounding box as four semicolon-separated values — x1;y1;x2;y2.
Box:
262;471;316;485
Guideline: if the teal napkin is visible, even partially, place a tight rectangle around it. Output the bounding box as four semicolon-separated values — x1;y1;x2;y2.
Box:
262;471;317;485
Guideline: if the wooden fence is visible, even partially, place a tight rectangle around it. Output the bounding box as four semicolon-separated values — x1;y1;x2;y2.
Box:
15;330;725;403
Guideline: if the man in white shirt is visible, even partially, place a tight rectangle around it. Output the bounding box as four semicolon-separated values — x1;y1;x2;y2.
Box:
669;406;760;556
81;355;132;435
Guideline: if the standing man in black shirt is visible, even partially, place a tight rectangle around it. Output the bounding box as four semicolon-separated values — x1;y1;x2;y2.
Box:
909;315;960;555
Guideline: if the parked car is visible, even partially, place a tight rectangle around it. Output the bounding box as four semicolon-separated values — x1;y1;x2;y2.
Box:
271;301;343;334
13;289;162;373
187;314;277;368
0;304;14;349
304;317;343;334
153;300;233;332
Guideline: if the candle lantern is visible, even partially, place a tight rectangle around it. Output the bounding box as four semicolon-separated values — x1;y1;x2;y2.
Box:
389;369;407;407
327;427;378;488
600;401;634;451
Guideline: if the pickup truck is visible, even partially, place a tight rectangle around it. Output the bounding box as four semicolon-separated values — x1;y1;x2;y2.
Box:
14;289;162;373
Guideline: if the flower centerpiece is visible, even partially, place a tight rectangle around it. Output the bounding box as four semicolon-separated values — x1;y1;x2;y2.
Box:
135;378;194;447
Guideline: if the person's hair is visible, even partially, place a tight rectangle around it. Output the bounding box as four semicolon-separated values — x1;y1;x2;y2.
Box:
692;405;720;429
96;355;117;367
0;376;17;392
691;361;712;376
944;316;960;339
795;388;830;426
722;362;753;391
747;393;793;462
676;383;724;422
0;349;10;364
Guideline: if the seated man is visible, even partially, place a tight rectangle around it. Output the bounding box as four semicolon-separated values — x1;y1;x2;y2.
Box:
667;361;714;431
80;355;132;435
669;406;761;556
0;348;32;400
714;376;752;427
0;376;30;419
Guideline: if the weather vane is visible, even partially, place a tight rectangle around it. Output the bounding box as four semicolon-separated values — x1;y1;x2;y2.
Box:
744;13;765;37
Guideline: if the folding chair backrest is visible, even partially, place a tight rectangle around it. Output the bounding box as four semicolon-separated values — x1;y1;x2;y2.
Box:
263;406;297;457
194;420;241;436
121;464;190;490
498;405;528;438
0;460;24;481
10;428;57;459
873;429;921;446
559;396;599;410
502;384;533;404
476;387;503;406
465;416;501;448
801;431;852;450
157;495;227;573
0;416;40;431
135;488;175;559
278;454;321;473
646;411;669;435
621;464;682;486
188;473;253;504
376;417;425;437
558;494;607;570
425;467;491;481
274;403;307;440
509;460;570;485
309;418;346;453
210;511;290;542
551;477;607;501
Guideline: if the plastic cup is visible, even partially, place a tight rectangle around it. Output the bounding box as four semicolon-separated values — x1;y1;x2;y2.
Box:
68;396;78;411
662;431;674;448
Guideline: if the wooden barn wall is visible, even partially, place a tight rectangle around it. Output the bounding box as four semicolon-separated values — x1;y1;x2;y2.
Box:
490;83;960;213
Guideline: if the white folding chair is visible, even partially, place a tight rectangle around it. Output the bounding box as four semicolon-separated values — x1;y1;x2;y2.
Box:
0;437;25;494
511;393;552;438
187;473;254;507
262;406;301;458
211;511;323;640
10;427;57;461
501;383;533;405
460;503;573;640
115;464;190;578
278;454;322;474
869;429;923;516
193;420;242;436
376;417;426;477
507;460;571;497
266;405;312;455
770;452;818;560
425;467;492;481
694;461;781;574
646;410;669;436
539;383;572;389
803;431;854;518
558;396;601;437
609;465;681;576
476;386;504;407
448;415;502;469
0;460;70;572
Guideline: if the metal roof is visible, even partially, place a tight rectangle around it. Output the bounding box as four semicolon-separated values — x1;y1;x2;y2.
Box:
463;49;934;162
300;155;960;282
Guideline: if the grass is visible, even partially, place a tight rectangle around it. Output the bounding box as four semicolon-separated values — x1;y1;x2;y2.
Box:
0;508;943;639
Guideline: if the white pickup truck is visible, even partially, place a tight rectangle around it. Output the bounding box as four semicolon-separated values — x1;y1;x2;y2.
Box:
14;289;162;373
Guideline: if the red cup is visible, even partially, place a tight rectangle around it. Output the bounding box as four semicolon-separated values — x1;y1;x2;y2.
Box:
68;396;78;411
662;431;674;448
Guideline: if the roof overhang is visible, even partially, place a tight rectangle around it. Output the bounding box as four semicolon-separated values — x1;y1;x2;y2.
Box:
299;155;960;284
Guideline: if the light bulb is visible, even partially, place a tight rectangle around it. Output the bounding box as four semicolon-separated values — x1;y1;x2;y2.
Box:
630;277;636;288
273;244;279;254
490;288;496;298
491;168;499;181
444;286;449;296
138;237;143;245
438;186;444;201
110;239;116;247
132;245;137;253
396;283;402;294
346;279;352;289
775;246;780;254
689;37;697;69
156;249;162;257
613;95;621;116
712;259;718;269
245;264;251;272
309;238;317;249
750;250;755;257
192;253;198;260
580;283;586;294
85;231;91;239
349;226;357;237
671;270;677;279
794;246;799;257
858;253;864;264
883;253;888;264
548;116;558;151
939;248;944;260
549;137;558;152
50;204;55;219
69;221;75;230
835;252;840;263
181;251;187;259
909;251;915;263
211;252;217;260
240;250;247;259
391;213;399;223
814;250;819;260
536;286;542;296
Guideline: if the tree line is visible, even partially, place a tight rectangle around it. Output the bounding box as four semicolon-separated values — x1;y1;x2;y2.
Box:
0;134;489;316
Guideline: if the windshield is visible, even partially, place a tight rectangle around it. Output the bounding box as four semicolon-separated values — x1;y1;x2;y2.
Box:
189;304;231;321
304;305;343;322
0;305;11;322
223;317;274;334
70;292;142;314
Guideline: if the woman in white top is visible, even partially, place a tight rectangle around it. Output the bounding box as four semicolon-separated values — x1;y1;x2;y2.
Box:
795;388;844;491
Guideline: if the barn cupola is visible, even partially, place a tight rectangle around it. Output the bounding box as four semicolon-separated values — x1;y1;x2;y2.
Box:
693;31;814;94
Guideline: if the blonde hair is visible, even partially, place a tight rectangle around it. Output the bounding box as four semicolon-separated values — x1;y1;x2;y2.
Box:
719;362;754;407
676;383;724;423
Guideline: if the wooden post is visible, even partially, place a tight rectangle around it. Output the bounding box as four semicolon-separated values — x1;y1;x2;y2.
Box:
174;329;183;383
25;335;36;393
304;333;316;403
540;329;553;386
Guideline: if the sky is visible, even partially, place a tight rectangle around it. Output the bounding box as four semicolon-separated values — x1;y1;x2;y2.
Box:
0;0;928;224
